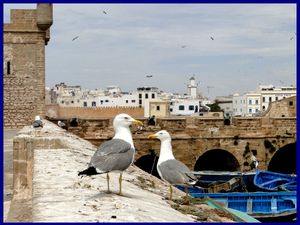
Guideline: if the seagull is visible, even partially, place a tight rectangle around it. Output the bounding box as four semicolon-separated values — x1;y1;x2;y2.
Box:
103;10;107;14
78;114;143;195
181;45;186;48
250;155;259;170
210;36;214;40
146;75;153;78
58;120;67;129
72;36;79;41
148;130;197;200
32;115;43;128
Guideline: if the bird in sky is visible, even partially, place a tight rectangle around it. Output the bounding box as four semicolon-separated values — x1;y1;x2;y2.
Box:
210;36;214;40
146;75;153;78
290;37;294;40
72;36;79;41
103;10;107;14
78;114;143;195
181;45;186;48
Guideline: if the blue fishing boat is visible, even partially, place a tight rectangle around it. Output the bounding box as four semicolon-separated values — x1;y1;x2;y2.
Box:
193;170;257;192
254;170;297;192
176;186;297;221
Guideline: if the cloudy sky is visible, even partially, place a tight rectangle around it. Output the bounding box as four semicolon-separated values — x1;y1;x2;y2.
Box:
4;3;296;99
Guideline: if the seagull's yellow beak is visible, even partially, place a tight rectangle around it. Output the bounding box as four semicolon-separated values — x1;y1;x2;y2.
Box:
148;134;158;139
131;119;143;126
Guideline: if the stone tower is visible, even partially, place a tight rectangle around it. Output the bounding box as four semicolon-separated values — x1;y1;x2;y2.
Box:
4;4;53;128
187;76;198;98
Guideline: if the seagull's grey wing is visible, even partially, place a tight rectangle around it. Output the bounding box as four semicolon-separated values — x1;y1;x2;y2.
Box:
33;120;43;128
158;159;197;185
89;139;134;172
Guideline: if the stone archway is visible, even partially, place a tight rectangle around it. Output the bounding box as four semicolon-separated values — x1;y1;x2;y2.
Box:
268;142;296;174
134;150;160;178
194;149;241;171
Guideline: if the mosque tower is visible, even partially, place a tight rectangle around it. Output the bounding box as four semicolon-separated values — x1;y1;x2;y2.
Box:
187;76;198;98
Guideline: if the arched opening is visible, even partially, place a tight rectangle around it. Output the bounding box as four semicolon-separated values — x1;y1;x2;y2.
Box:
224;118;231;125
194;149;240;171
134;150;160;178
268;143;296;174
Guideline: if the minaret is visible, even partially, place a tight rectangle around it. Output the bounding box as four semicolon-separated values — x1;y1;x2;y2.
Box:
187;76;198;98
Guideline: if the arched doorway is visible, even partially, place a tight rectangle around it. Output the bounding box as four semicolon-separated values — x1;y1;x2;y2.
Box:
268;143;296;174
194;149;241;171
134;150;160;178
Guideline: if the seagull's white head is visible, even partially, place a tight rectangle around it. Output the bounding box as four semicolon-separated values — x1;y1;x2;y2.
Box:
113;113;143;129
35;115;41;121
148;130;171;142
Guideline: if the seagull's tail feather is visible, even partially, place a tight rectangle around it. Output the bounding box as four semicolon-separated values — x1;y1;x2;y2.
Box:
78;166;103;176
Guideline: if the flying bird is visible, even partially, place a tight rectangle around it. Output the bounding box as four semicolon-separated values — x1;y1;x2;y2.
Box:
103;10;107;14
148;130;197;200
210;36;214;40
72;36;79;41
290;37;294;40
78;114;143;195
181;45;187;48
146;75;153;78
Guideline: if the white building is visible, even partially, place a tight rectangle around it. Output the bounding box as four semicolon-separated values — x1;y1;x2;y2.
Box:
215;95;233;118
137;87;161;117
233;85;297;117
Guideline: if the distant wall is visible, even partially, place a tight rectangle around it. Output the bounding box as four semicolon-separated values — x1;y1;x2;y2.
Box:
263;96;296;118
46;104;144;119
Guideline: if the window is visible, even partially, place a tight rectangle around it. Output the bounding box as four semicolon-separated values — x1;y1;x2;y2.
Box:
61;101;64;104
269;97;272;102
126;100;128;103
100;100;103;104
83;102;87;107
152;93;155;99
139;94;142;98
262;106;265;110
145;93;148;99
139;100;142;105
256;108;259;112
189;105;194;111
92;101;96;107
156;106;160;111
7;61;10;75
249;100;252;105
255;100;258;105
170;108;173;112
275;97;278;101
105;100;109;102
249;108;252;113
71;100;74;104
262;97;265;102
289;101;293;106
131;100;136;103
179;105;185;110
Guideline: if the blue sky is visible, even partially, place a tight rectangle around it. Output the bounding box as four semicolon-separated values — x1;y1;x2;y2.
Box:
4;3;296;99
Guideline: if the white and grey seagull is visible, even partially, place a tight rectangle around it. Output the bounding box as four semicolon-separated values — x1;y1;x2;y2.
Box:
148;130;197;200
78;113;143;195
